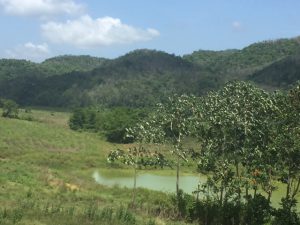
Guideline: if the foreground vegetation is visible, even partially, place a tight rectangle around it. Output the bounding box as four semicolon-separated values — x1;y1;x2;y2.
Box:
105;81;300;225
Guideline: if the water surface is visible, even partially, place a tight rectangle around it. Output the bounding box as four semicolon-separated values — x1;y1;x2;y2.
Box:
93;171;206;194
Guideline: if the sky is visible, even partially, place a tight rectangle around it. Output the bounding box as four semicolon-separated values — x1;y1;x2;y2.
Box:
0;0;300;62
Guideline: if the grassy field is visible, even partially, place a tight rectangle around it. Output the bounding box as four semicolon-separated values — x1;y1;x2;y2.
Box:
0;109;190;225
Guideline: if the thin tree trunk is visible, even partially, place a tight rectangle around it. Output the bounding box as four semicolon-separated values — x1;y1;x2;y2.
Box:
175;132;181;197
235;162;241;225
291;177;300;200
176;156;180;196
286;168;291;199
267;190;272;203
220;184;224;206
196;183;200;201
267;168;273;204
132;166;137;208
287;177;300;213
235;162;241;200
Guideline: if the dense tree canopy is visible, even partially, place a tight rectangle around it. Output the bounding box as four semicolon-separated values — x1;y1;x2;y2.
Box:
69;107;148;143
1;37;300;108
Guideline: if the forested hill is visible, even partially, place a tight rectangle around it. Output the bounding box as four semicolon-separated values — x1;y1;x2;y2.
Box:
0;59;47;81
0;55;108;81
40;55;108;75
249;54;300;89
1;37;300;108
183;37;300;79
0;50;219;107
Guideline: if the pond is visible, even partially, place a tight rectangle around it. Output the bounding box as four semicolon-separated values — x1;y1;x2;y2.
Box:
93;171;206;194
93;170;299;208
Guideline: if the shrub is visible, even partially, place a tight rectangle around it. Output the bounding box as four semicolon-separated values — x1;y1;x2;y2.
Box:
243;194;272;225
272;198;300;225
1;99;19;118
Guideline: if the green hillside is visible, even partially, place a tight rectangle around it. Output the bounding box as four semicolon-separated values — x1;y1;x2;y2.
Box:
0;49;220;107
0;59;46;81
249;54;300;89
0;55;108;81
184;37;300;79
0;110;183;225
1;37;300;108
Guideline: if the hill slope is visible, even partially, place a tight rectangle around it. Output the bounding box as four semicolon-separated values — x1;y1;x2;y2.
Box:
41;55;108;75
184;37;300;79
0;59;46;81
249;54;300;89
0;110;177;225
0;55;109;82
0;50;220;107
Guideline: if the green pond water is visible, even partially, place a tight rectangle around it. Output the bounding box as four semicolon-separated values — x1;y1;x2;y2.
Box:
93;171;206;193
93;171;299;208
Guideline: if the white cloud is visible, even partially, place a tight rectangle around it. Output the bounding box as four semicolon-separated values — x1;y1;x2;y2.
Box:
6;42;50;61
41;15;160;48
0;0;84;17
232;21;243;31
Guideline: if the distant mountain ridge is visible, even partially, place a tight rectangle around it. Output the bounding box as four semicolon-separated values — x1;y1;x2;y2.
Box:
1;36;300;108
184;36;300;79
0;49;217;107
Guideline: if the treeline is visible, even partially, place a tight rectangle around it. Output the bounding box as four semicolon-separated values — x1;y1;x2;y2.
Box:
107;81;300;225
69;107;149;143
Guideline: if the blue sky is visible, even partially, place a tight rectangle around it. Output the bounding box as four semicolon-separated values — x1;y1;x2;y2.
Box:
0;0;299;62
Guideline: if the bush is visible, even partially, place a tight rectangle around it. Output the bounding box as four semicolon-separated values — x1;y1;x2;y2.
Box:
243;194;272;225
1;99;19;118
272;198;300;225
171;190;195;220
